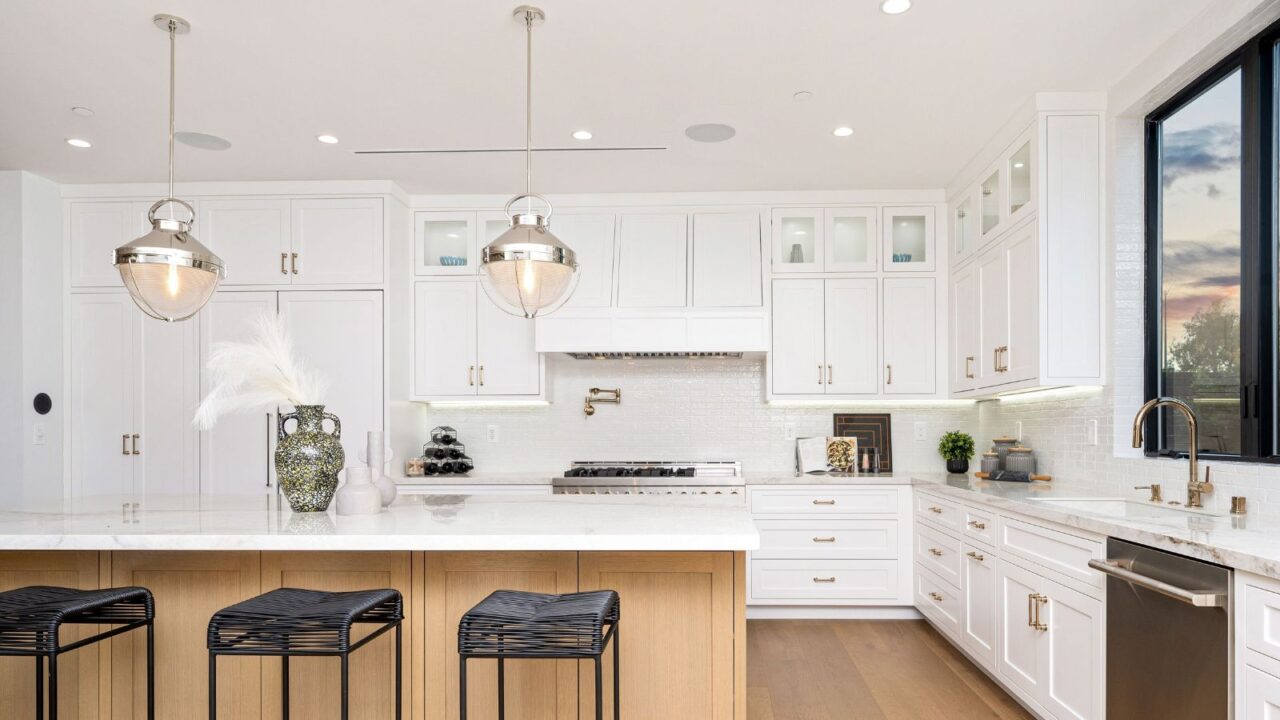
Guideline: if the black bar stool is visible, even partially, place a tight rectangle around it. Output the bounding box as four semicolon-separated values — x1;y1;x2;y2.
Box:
458;589;620;720
0;585;155;720
207;587;403;720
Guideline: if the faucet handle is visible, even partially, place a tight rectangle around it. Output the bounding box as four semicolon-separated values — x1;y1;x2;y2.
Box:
1134;484;1163;503
1200;466;1214;493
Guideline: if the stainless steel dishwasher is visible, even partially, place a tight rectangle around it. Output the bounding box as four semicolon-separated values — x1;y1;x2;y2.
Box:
1089;538;1231;719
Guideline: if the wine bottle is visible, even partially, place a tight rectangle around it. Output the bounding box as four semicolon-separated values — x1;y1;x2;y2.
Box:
431;448;446;460
439;461;455;474
424;462;439;475
448;448;463;460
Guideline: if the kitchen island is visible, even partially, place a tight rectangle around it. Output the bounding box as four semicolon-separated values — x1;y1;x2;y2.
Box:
0;493;758;719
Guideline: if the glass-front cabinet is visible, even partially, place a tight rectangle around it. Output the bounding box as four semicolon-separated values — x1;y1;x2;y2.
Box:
770;208;823;272
415;212;476;275
1008;140;1032;216
824;208;878;272
882;206;936;272
953;192;975;262
980;168;1001;239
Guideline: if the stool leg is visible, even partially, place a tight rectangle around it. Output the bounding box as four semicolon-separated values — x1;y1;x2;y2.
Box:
497;657;505;720
395;623;402;720
459;657;467;720
146;620;155;720
208;652;217;720
340;653;349;720
48;651;57;720
282;656;290;720
35;655;43;720
594;656;603;720
613;625;620;720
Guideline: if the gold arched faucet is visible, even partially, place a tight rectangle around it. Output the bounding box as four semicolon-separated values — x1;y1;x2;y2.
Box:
1131;396;1213;508
584;388;621;416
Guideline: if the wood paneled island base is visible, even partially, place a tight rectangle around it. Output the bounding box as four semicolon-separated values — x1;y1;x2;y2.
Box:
0;549;747;720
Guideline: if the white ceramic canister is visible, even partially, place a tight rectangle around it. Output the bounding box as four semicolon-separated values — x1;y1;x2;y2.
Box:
364;431;398;507
335;466;382;516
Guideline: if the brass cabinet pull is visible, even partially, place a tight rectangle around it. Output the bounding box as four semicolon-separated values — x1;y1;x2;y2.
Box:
812;577;836;583
993;346;1009;372
967;520;986;530
812;499;836;505
927;547;943;557
468;366;475;386
478;365;485;387
827;365;833;384
280;253;288;275
966;550;985;562
1027;593;1036;627
886;364;893;385
812;536;836;543
132;433;140;455
817;364;823;385
1031;593;1048;630
928;506;943;514
291;252;299;275
994;347;1001;373
928;591;944;602
965;356;975;379
122;434;130;455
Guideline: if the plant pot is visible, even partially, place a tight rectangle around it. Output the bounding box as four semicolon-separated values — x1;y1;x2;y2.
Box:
945;458;969;475
276;405;345;512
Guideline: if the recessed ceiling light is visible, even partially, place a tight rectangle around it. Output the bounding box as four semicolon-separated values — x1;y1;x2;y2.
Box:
65;138;92;148
176;131;231;151
316;134;339;144
70;106;95;117
833;126;854;137
685;123;737;143
880;0;912;14
572;130;593;140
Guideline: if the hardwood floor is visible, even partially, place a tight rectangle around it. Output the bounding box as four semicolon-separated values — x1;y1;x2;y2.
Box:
747;620;1033;720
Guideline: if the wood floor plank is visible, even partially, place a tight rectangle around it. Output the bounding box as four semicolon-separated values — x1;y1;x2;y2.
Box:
747;620;1032;720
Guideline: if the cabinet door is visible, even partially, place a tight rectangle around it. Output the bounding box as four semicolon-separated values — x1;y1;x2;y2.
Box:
996;559;1044;703
413;281;477;397
1006;136;1036;227
952;263;981;393
824;279;878;394
770;208;823;272
770;279;825;395
554;213;616;308
882;278;935;394
1003;223;1039;384
425;552;579;720
290;198;384;284
881;206;935;272
136;312;200;495
69;293;137;497
415;211;477;276
261;552;412;719
279;291;384;468
824;208;878;272
199;292;278;495
578;552;736;720
476;291;541;396
961;545;997;670
979;165;1003;243
199;199;292;286
977;244;1009;388
1245;665;1280;720
111;551;262;720
692;212;762;307
616;213;688;307
952;190;977;264
68;201;149;287
1041;577;1102;720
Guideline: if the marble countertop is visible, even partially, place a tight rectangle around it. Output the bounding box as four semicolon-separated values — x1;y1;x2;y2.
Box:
910;473;1280;579
394;473;554;486
0;493;759;552
393;472;908;486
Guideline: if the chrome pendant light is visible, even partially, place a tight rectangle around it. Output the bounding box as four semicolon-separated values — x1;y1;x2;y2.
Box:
113;14;224;323
480;6;579;319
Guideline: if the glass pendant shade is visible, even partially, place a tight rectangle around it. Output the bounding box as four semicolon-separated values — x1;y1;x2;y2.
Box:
114;204;224;322
481;209;578;318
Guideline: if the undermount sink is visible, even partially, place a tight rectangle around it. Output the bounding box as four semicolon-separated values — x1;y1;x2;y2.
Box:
1026;497;1221;519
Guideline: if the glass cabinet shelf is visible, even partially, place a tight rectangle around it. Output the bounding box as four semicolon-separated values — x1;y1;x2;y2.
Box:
882;206;935;272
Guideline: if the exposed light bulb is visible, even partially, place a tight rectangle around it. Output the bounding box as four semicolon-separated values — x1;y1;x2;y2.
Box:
520;258;538;295
166;258;180;296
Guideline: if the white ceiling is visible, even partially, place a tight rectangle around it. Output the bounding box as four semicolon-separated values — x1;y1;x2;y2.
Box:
0;0;1213;194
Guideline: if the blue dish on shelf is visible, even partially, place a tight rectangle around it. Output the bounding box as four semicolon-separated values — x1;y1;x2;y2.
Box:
438;256;467;266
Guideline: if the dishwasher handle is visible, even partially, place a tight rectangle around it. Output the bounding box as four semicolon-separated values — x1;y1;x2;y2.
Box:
1088;559;1227;608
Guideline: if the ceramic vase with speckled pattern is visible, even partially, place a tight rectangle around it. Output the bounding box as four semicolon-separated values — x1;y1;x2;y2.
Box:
275;405;345;512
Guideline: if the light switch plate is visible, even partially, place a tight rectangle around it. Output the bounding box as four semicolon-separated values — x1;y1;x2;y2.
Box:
487;424;499;443
914;422;927;442
32;422;46;445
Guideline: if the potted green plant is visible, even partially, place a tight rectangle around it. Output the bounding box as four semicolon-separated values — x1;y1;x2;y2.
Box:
938;431;975;474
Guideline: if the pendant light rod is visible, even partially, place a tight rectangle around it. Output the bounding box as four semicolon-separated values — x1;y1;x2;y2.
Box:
167;17;176;203
525;9;532;197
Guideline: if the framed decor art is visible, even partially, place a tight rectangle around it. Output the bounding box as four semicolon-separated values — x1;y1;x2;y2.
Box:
832;413;893;472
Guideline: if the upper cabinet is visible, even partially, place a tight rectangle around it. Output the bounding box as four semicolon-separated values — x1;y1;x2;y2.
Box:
947;95;1105;397
825;208;878;273
882;206;936;272
617;213;688;308
200;199;292;285
772;206;932;273
68;201;164;287
692;212;763;307
770;209;824;272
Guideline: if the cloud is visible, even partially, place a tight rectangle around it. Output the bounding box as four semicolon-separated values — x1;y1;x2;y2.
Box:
1207;183;1222;198
1163;122;1240;188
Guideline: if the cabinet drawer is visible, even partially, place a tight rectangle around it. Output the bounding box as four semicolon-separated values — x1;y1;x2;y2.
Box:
751;487;900;515
753;519;900;559
998;516;1104;592
750;559;900;601
1246;584;1280;665
962;505;997;547
916;567;962;639
915;521;963;586
1246;664;1280;719
915;492;964;532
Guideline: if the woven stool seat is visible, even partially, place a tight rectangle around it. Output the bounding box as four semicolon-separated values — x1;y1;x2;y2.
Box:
0;585;154;654
208;587;402;655
459;589;620;657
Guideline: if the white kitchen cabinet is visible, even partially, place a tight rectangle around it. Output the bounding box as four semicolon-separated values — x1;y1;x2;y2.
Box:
617;213;688;308
951;262;980;393
998;558;1044;703
824;208;878;272
824;279;878;394
1246;666;1280;720
68;293;198;498
412;279;543;401
770;208;823;272
977;242;1009;388
1003;223;1039;383
279;290;383;476
691;212;762;308
415;211;477;276
961;543;997;670
770;279;826;394
198;199;292;286
555;213;616;308
199;292;278;495
882;278;935;394
68;201;152;287
291;198;383;285
951;189;977;266
881;206;935;272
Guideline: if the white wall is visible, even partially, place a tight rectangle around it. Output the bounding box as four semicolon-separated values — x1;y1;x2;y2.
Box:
0;173;23;486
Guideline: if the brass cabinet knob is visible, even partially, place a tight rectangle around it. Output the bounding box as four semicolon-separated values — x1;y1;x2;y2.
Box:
928;591;944;602
812;577;836;583
928;548;943;557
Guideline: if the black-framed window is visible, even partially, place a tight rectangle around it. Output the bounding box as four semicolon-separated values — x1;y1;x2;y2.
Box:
1144;21;1277;462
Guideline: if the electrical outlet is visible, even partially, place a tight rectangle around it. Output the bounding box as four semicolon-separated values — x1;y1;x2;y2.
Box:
1087;419;1098;446
784;423;797;440
1015;421;1023;442
914;422;927;442
487;424;499;443
32;422;46;445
